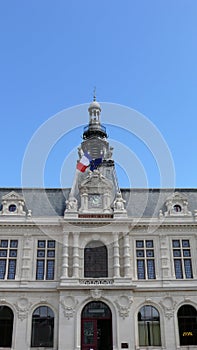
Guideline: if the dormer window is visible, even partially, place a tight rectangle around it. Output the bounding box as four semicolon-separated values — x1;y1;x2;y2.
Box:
164;192;192;217
0;191;27;216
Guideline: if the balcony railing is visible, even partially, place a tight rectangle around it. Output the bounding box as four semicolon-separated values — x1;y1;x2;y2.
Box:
79;278;114;285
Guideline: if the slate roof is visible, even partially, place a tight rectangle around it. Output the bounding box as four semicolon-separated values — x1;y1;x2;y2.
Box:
0;188;197;218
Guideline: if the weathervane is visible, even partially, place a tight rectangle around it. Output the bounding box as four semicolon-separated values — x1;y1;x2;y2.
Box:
93;86;96;101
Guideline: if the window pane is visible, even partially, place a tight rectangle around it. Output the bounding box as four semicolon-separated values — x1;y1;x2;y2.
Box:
184;259;193;278
137;260;145;279
10;240;18;248
0;260;6;279
136;250;144;257
146;240;153;248
0;240;8;248
147;259;156;279
7;260;16;279
83;321;94;345
38;240;46;248
173;249;181;257
0;250;7;257
136;240;144;248
36;260;45;280
46;260;55;280
9;250;17;258
182;240;190;247
146;250;154;257
47;250;55;258
173;240;180;248
37;250;45;258
183;249;191;257
47;240;55;248
174;259;183;279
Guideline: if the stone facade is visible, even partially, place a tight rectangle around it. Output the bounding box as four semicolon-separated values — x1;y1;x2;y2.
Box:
0;101;197;350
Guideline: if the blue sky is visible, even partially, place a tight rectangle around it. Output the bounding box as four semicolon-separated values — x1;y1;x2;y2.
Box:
0;1;197;188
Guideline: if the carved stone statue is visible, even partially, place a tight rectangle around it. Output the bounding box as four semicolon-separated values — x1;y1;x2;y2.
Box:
66;196;78;212
114;192;126;212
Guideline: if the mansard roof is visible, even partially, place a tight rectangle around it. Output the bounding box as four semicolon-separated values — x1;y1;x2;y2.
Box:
0;188;197;218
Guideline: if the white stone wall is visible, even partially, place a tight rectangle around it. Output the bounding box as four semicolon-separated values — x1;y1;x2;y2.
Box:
0;219;197;349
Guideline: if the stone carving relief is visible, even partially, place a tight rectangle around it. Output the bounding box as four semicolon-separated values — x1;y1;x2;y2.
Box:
61;295;78;319
64;195;78;217
0;298;7;304
0;191;27;216
164;192;192;217
90;289;102;300
14;297;32;321
113;191;127;217
79;170;113;214
115;294;133;319
160;296;177;319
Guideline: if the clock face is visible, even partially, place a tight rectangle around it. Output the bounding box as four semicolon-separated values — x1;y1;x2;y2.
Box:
88;194;102;208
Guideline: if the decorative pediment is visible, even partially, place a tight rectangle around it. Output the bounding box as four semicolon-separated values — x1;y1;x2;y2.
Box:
0;191;27;216
164;192;192;217
2;191;23;201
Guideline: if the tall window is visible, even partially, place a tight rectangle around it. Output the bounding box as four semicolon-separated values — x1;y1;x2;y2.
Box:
136;240;156;279
178;305;197;345
138;305;161;346
84;241;108;278
0;239;18;279
31;306;54;347
36;240;56;280
0;306;14;347
172;239;193;279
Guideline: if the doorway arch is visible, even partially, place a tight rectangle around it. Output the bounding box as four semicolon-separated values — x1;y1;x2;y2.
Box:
81;301;112;350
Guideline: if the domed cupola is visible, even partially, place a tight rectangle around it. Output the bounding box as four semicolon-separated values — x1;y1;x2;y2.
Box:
83;97;107;139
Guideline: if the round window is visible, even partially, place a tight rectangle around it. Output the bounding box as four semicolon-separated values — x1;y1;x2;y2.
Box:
9;204;17;212
174;204;182;212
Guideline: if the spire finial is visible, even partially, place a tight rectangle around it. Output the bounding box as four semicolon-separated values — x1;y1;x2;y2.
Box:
93;86;96;101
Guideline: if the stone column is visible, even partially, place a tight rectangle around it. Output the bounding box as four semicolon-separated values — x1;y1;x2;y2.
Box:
61;229;69;280
113;233;120;277
123;233;131;277
73;232;80;278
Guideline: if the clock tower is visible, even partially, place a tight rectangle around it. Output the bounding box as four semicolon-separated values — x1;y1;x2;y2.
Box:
65;98;127;218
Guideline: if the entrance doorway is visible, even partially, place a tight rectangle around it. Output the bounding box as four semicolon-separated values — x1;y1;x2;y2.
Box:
81;301;112;350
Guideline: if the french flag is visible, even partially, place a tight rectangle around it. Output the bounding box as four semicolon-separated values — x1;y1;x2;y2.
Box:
77;152;92;172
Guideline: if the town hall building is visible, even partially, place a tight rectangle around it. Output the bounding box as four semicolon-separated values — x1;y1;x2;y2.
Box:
0;99;197;350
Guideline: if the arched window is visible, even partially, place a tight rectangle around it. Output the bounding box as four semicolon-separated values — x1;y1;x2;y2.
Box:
31;306;54;348
84;241;108;278
138;305;161;346
178;304;197;345
0;306;14;347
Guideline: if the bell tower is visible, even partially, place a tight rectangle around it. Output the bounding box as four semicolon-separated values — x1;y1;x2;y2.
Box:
64;98;127;218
